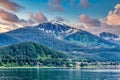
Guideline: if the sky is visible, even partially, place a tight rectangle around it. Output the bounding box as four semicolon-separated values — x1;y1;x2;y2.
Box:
0;0;120;35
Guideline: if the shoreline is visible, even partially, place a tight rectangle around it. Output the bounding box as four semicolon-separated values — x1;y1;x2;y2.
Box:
0;65;120;69
0;66;69;69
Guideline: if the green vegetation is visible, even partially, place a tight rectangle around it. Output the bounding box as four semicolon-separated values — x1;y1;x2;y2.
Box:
0;42;67;67
64;31;116;48
0;42;119;68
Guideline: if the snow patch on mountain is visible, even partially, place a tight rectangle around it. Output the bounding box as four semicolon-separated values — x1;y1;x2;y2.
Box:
36;22;81;39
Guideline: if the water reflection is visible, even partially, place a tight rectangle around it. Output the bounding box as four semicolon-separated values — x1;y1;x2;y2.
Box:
0;68;120;80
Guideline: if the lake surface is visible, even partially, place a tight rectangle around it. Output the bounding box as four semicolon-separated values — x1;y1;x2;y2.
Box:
0;68;120;80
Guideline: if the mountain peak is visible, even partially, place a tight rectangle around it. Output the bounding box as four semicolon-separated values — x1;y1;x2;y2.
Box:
35;22;80;39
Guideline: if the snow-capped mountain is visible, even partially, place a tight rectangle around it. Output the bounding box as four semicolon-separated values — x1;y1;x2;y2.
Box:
100;32;120;44
35;22;80;39
100;32;119;41
0;22;119;61
35;22;116;48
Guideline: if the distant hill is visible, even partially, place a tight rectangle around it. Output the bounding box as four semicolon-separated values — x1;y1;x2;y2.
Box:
0;42;67;67
99;32;120;45
76;47;120;62
100;32;119;41
64;31;115;47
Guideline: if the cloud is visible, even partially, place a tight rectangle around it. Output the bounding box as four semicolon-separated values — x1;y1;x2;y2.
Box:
0;18;22;33
0;0;24;12
0;9;27;32
78;11;120;35
0;9;48;33
29;12;48;23
48;0;63;11
106;4;120;25
71;23;85;29
80;0;89;7
48;0;90;12
79;14;101;27
0;9;20;23
78;4;120;35
53;16;69;23
55;17;65;22
50;16;70;25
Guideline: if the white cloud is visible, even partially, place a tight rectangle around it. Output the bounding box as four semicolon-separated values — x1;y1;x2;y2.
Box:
106;4;120;25
76;4;120;36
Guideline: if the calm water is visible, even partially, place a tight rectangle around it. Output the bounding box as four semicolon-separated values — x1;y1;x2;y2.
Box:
0;68;120;80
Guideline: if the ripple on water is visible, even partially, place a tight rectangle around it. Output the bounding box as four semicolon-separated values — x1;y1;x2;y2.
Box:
0;76;21;80
82;69;120;73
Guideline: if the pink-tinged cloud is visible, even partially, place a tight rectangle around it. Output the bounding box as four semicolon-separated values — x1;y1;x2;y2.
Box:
79;14;101;26
29;12;48;23
0;17;22;32
48;0;63;11
0;9;37;26
0;9;44;33
0;9;24;32
0;0;24;12
107;4;120;25
80;0;89;7
0;9;20;23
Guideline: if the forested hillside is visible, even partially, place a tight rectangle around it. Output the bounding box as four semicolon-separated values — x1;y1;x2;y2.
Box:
0;42;67;67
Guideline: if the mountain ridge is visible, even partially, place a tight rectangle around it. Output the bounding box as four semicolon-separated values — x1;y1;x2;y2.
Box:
0;22;119;61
